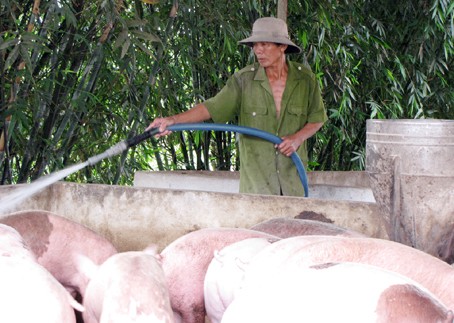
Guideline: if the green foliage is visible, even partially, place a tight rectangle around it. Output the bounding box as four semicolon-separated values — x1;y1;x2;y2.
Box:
1;0;452;186
289;0;453;170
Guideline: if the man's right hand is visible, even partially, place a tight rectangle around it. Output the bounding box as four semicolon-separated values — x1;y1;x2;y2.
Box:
146;116;176;138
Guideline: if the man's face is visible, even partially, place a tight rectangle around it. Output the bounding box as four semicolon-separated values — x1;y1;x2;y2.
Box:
252;42;287;67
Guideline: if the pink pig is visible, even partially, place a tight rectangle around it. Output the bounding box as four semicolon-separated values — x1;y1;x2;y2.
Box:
0;210;118;298
81;249;174;323
159;227;280;323
0;223;36;260
203;237;276;323
250;217;366;238
0;223;84;323
221;261;454;322
237;235;454;310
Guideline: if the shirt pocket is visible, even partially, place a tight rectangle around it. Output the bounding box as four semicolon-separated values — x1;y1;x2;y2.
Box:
286;104;308;131
241;104;269;129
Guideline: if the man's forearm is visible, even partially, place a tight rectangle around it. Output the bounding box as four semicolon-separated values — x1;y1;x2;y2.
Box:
172;103;212;124
296;122;324;143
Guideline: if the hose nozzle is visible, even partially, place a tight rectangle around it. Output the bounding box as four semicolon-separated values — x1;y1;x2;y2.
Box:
125;128;160;148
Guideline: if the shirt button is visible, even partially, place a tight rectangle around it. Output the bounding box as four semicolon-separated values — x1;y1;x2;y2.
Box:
277;170;280;174
298;66;302;70
252;112;256;116
251;67;255;71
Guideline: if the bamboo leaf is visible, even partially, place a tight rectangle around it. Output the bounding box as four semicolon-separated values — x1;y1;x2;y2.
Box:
132;30;161;43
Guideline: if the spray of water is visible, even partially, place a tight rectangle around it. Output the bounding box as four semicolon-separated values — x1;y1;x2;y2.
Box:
0;141;128;214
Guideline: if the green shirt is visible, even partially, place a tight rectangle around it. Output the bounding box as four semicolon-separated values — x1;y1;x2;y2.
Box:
204;61;327;196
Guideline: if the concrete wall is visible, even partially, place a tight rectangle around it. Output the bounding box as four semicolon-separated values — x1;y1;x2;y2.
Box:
0;173;387;252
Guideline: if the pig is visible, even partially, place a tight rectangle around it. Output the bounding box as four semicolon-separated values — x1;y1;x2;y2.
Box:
204;238;275;323
0;223;36;260
221;262;454;323
250;217;367;238
81;249;174;323
159;227;280;323
0;223;84;323
0;210;118;298
235;235;454;310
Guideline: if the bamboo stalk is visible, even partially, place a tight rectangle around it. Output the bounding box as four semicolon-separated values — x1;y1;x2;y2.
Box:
1;0;41;172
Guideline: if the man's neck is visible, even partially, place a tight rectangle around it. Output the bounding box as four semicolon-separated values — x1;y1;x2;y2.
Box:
265;56;288;81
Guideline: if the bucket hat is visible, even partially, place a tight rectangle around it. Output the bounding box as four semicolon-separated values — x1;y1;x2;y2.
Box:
239;17;302;54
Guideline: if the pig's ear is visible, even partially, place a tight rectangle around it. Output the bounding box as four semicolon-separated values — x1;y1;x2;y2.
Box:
75;254;99;281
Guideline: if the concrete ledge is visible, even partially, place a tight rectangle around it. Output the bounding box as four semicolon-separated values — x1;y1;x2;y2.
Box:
0;181;386;252
134;170;241;193
134;170;376;203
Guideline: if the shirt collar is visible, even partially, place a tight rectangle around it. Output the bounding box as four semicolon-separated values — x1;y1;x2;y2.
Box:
253;61;301;81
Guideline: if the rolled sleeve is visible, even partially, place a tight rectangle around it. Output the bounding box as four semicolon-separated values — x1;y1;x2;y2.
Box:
307;76;328;124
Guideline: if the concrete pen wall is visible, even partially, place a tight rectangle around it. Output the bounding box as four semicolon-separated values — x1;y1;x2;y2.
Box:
0;171;387;252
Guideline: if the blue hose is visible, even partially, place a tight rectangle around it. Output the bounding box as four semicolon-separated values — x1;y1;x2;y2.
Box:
127;123;309;197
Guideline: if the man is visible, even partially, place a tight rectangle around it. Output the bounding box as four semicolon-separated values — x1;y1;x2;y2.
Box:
147;17;327;196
